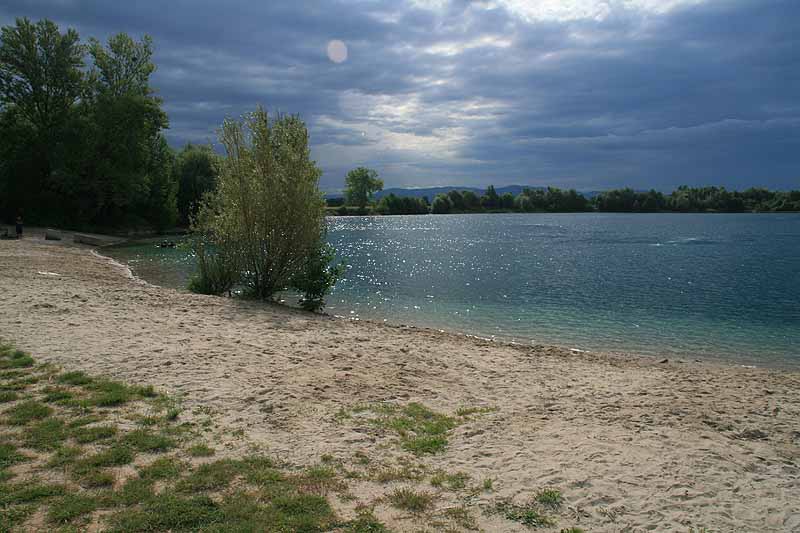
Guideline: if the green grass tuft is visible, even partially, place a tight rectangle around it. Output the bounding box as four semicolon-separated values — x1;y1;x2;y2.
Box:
5;400;53;425
113;477;155;506
387;487;436;514
0;442;27;469
57;371;93;386
89;380;133;407
354;402;459;456
72;425;117;444
492;499;555;528
0;481;65;505
108;494;222;532
80;444;134;468
47;494;97;524
0;350;35;369
77;469;115;488
122;429;175;453
176;459;241;492
430;470;470;491
23;417;67;450
0;391;18;403
46;446;83;468
138;457;184;481
536;488;563;508
0;504;37;532
343;509;390;532
187;443;215;457
42;387;73;403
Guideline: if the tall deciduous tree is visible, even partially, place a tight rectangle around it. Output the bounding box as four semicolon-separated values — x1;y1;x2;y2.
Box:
0;18;85;221
0;18;84;134
344;167;383;210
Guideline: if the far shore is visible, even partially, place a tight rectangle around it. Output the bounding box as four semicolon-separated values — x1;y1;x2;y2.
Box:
2;232;799;532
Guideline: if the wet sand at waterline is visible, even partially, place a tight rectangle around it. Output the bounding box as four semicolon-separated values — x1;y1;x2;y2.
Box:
2;233;799;532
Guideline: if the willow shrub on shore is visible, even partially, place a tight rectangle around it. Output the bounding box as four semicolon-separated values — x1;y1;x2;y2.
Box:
190;107;341;310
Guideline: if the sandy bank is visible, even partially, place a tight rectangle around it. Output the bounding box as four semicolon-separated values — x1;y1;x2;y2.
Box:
1;235;799;532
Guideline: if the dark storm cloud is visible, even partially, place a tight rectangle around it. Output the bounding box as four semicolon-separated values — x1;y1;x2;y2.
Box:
1;0;797;190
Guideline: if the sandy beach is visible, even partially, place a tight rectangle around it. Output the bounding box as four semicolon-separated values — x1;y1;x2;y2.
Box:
1;233;799;532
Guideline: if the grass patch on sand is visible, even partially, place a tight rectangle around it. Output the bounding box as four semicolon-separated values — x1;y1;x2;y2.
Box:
187;442;215;457
4;400;53;425
341;402;464;455
0;346;450;533
489;498;556;528
535;488;563;508
387;487;437;513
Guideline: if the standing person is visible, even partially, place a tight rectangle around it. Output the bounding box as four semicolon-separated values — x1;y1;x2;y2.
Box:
15;212;23;239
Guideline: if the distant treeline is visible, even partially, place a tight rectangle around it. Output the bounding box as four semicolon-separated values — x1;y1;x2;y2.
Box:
0;19;218;231
328;185;800;215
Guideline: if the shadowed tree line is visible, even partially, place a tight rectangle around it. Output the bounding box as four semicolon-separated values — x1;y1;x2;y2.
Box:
335;175;799;215
0;18;218;231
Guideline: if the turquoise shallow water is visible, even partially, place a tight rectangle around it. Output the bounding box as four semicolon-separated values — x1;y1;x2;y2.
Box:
106;213;800;367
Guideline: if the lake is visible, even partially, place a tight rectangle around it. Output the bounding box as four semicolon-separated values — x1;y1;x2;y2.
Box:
105;213;800;367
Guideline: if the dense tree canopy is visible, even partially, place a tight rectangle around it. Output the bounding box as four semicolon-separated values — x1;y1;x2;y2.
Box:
174;144;219;225
344;167;383;210
0;18;175;230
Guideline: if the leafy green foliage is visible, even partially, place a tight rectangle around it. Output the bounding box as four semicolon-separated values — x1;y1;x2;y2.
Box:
186;238;239;296
0;18;176;230
376;193;429;215
192;107;340;309
174;143;218;224
291;242;344;311
345;167;383;209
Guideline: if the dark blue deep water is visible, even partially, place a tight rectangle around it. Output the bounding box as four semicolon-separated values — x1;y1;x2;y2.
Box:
107;213;800;367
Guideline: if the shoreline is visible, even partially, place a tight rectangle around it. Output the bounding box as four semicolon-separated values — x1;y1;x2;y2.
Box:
2;234;800;531
105;235;797;372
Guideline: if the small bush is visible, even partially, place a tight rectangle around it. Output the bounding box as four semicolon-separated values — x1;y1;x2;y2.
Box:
187;238;239;296
291;242;343;312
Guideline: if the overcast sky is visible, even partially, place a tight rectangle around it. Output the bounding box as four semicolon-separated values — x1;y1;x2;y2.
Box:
2;0;798;192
